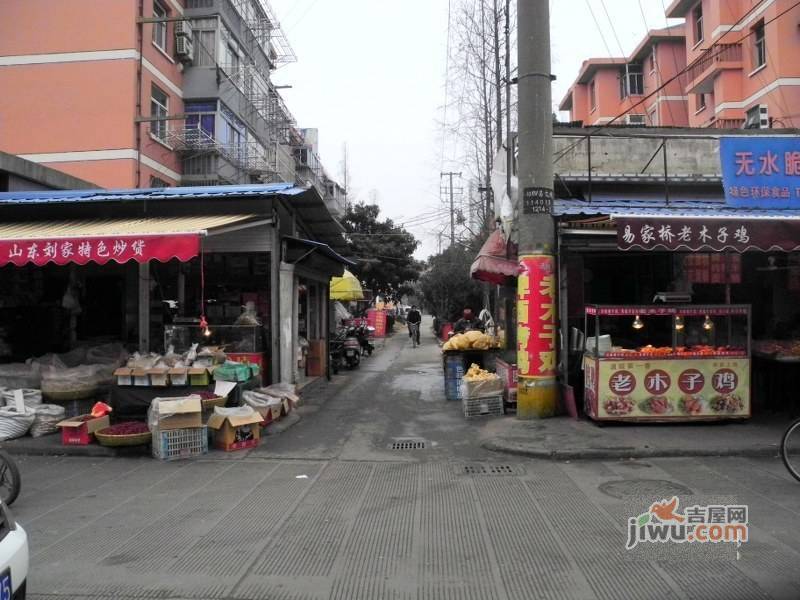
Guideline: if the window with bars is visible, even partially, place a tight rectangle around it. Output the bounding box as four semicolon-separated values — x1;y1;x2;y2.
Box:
150;85;169;141
589;80;596;111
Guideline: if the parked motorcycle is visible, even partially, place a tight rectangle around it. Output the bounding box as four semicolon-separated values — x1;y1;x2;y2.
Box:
330;326;362;371
355;324;375;356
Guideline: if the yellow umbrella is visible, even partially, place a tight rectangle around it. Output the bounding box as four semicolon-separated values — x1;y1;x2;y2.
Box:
330;269;364;301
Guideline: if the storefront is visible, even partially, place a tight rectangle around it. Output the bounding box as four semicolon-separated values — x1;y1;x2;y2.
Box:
0;184;348;387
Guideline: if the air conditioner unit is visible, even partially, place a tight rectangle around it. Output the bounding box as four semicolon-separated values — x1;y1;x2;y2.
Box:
743;104;769;129
626;114;647;125
174;20;193;38
175;36;194;62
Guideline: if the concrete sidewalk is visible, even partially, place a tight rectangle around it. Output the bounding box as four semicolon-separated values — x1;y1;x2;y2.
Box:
480;412;788;459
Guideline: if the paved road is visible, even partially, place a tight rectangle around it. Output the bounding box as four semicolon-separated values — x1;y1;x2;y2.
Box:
14;318;800;599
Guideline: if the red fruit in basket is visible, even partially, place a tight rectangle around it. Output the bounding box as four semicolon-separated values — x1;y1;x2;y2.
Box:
99;422;149;435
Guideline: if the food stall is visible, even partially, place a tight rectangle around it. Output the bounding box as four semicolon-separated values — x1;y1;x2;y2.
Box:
583;304;751;421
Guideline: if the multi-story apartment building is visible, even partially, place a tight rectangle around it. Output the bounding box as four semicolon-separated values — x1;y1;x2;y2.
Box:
0;0;345;216
560;1;800;130
559;26;688;127
667;0;800;129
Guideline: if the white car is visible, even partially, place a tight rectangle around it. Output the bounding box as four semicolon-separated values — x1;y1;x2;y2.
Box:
0;502;28;599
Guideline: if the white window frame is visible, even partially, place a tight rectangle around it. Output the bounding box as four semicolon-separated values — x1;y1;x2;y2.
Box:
753;21;766;70
693;3;704;47
150;85;169;142
589;80;597;112
153;0;169;52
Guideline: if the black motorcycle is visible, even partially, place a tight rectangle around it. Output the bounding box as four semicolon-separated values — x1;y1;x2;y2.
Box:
356;324;375;356
330;326;362;372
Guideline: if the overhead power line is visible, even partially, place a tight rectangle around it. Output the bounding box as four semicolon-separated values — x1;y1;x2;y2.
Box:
555;0;800;164
584;0;616;60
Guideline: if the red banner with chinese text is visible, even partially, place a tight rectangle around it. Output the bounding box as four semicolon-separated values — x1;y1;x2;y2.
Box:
517;255;557;378
0;234;200;267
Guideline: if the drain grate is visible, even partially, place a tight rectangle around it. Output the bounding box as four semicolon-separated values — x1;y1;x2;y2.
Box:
390;438;426;450
460;463;523;476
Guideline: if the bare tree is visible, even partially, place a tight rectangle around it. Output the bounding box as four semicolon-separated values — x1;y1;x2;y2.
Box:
443;0;518;238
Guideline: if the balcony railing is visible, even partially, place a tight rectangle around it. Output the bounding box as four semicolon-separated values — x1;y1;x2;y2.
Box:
687;42;742;86
712;118;745;129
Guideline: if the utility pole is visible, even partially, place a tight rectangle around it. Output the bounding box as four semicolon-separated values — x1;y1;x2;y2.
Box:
441;171;461;246
516;0;557;419
505;0;512;200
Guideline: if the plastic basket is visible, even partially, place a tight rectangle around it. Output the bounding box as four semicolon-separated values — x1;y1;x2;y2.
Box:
463;395;504;418
153;426;208;461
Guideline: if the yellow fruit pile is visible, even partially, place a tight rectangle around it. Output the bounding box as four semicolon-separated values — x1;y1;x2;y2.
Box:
442;330;494;351
464;363;497;382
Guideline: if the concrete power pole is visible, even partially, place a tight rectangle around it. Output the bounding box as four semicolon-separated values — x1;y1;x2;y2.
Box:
516;0;557;418
441;172;461;246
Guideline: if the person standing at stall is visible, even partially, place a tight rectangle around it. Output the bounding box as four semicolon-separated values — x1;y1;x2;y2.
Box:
454;307;483;334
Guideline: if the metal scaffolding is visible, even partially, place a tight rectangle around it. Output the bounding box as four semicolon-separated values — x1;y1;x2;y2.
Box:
230;0;296;67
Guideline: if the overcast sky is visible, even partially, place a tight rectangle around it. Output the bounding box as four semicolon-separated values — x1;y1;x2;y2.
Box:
269;0;683;258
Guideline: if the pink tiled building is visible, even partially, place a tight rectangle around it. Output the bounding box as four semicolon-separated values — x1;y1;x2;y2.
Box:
560;1;800;129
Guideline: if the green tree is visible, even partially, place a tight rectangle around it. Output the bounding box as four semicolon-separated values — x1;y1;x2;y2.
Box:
343;203;421;296
419;244;483;321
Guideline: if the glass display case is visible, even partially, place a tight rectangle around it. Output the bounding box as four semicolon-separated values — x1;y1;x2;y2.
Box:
582;305;751;421
164;324;267;354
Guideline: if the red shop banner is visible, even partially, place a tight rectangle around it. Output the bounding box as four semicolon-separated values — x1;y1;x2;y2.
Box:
517;255;557;378
0;234;200;267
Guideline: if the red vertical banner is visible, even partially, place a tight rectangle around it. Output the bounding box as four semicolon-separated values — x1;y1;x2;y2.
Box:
517;255;557;378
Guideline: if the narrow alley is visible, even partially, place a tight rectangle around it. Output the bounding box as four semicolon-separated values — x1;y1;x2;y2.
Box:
13;319;800;600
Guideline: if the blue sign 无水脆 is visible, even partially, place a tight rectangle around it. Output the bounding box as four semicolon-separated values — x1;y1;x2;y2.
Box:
720;136;800;208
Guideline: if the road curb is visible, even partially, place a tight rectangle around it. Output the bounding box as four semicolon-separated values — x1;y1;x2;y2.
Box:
481;439;781;460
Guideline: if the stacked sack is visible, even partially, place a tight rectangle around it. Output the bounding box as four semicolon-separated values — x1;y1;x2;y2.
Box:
442;330;496;352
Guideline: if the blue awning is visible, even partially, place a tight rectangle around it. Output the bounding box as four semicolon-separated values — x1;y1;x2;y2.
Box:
0;183;303;205
554;197;800;220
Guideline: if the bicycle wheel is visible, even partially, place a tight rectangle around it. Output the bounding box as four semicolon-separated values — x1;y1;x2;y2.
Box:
781;418;800;483
0;449;21;506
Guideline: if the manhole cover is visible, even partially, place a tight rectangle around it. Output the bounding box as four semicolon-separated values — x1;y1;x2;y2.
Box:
460;463;524;476
598;479;693;499
390;438;426;450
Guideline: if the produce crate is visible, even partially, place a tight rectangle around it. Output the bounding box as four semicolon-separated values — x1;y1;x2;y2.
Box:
463;395;504;418
444;377;463;401
443;353;465;377
152;426;208;461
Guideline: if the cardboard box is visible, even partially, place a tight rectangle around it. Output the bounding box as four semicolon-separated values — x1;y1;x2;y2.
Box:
113;368;133;386
169;368;188;386
188;367;211;386
147;368;170;387
132;368;150;387
206;409;262;452
57;414;111;445
155;396;202;430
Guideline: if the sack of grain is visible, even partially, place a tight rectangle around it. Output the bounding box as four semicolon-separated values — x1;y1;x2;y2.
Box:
30;403;66;437
1;388;42;409
0;405;36;440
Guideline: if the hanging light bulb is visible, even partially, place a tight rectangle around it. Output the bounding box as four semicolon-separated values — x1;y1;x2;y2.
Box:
675;315;685;331
632;315;644;330
199;315;211;337
703;315;714;331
